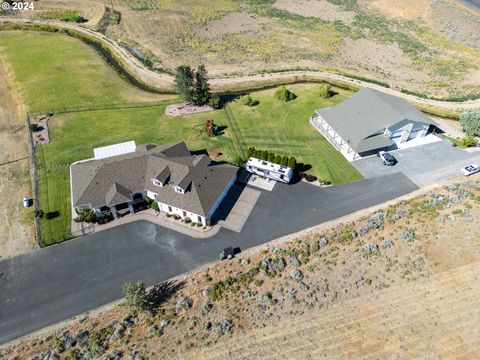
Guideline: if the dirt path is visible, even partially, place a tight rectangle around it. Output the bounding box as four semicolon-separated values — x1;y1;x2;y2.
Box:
1;17;479;112
0;58;36;259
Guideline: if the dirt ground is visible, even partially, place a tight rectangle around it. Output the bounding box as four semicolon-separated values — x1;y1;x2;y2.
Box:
274;0;357;24
3;177;480;359
0;59;36;259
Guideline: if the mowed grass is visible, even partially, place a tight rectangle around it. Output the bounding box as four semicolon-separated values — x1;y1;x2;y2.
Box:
228;84;363;184
0;31;166;111
0;32;361;244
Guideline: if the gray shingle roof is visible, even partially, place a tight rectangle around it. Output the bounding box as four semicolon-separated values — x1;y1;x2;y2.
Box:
71;141;238;216
315;88;438;153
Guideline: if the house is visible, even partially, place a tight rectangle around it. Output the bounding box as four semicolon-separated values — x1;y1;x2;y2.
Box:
70;141;238;226
310;88;440;161
245;157;293;183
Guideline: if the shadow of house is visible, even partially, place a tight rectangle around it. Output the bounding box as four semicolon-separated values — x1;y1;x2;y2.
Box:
209;181;248;224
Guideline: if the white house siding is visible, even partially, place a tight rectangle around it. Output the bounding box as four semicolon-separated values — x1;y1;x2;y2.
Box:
146;190;157;200
310;115;359;161
207;175;236;219
157;201;207;226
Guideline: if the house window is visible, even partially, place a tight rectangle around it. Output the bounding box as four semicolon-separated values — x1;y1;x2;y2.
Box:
152;179;163;187
173;186;184;194
197;215;202;223
168;206;172;212
183;211;187;217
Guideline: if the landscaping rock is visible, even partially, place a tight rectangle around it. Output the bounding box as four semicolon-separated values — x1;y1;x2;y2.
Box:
450;195;461;204
215;319;233;335
288;289;297;302
259;293;272;303
290;269;304;282
383;240;394;249
319;238;329;247
243;290;253;298
447;215;456;222
200;289;209;298
363;243;378;254
272;247;282;254
113;323;126;339
367;211;385;230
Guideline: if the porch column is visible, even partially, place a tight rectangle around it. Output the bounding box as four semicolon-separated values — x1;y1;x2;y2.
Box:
110;206;118;220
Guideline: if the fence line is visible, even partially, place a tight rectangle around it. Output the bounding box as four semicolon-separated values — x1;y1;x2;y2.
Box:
25;113;43;247
28;99;174;116
223;104;247;159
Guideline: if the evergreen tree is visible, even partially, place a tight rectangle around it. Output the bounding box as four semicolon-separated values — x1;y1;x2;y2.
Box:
248;147;256;158
267;152;275;162
274;154;282;164
281;155;289;166
194;64;211;106
174;65;195;103
123;281;150;315
288;157;297;170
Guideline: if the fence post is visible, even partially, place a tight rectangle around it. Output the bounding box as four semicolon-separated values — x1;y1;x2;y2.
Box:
25;113;44;248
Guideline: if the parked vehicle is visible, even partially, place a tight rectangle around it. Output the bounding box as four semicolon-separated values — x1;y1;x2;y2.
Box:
220;247;235;260
377;151;396;166
23;197;30;208
461;164;480;176
246;157;293;183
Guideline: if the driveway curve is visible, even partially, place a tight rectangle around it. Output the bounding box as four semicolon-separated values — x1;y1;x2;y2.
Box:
0;17;479;111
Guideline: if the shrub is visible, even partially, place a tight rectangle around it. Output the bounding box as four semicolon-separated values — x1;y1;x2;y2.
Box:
281;155;289;166
208;94;222;109
460;109;480;136
123;281;150;315
184;217;192;224
274;154;282;164
242;95;260;106
318;83;332;98
74;208;96;223
288;157;297;170
462;136;477;147
247;147;256;158
274;86;297;102
267;152;275;162
150;201;159;211
29;123;39;132
254;279;264;287
34;209;44;219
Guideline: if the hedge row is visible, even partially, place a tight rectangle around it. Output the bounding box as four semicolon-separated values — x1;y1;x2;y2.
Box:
247;147;297;170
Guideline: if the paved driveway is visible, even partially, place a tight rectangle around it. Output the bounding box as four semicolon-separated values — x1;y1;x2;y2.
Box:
352;141;480;187
0;174;418;344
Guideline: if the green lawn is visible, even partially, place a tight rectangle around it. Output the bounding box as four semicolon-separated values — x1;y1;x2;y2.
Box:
0;32;361;245
0;31;167;111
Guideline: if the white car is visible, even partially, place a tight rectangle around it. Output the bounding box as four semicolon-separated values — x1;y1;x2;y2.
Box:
461;164;480;176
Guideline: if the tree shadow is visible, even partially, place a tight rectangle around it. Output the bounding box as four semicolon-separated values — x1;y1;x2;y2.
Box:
45;211;60;220
147;279;186;311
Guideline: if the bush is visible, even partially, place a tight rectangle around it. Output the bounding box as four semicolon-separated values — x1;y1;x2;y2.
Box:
274;154;282;164
267;152;275;162
34;209;44;219
288;157;297;170
208;94;222;109
184;217;192;224
247;147;256;158
462;136;477;147
74;208;96;223
460;109;480;136
318;83;332;98
150;201;159;211
29;123;39;132
281;155;289;166
274;86;297;102
123;281;150;315
242;95;259;106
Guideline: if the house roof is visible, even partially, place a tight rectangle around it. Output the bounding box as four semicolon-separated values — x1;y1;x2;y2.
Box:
71;141;238;216
315;88;438;153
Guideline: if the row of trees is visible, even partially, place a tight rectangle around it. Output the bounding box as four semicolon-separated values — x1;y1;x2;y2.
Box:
174;64;221;108
247;147;297;170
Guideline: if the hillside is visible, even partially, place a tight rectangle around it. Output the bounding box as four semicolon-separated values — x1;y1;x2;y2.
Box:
18;0;480;98
2;178;480;359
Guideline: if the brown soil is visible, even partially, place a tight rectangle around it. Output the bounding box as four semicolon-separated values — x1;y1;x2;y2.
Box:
274;0;357;24
3;178;480;358
0;59;36;259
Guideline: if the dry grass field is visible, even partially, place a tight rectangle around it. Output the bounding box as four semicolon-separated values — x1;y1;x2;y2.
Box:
0;58;35;259
18;0;480;98
3;178;480;359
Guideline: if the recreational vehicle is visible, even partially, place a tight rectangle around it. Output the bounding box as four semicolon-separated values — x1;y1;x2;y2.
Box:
245;157;293;184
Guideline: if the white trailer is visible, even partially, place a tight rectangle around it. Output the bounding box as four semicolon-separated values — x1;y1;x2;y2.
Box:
245;157;293;183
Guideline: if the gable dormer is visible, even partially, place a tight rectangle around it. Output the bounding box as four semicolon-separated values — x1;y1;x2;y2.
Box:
152;165;170;187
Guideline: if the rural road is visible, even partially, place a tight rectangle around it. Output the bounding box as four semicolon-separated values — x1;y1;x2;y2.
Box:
0;174;418;345
1;17;479;111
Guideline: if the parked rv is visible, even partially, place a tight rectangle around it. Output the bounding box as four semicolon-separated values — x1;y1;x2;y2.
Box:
245;157;293;183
